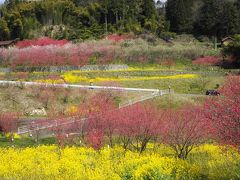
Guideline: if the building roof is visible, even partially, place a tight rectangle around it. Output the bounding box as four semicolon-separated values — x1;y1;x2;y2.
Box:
0;39;18;46
221;37;234;42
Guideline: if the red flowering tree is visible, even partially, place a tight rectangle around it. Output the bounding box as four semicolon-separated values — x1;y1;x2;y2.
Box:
80;91;117;150
51;119;80;147
41;91;118;149
0;113;18;141
86;130;104;150
81;97;161;152
204;76;240;150
160;106;210;159
116;103;161;153
16;37;68;48
36;87;56;111
192;56;220;66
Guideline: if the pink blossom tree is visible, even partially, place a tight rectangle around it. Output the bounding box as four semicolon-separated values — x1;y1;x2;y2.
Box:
204;75;240;150
80;91;117;149
116;103;161;153
0;113;18;142
160;106;210;159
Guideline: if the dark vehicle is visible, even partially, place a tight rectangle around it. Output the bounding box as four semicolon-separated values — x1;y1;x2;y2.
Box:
206;90;220;96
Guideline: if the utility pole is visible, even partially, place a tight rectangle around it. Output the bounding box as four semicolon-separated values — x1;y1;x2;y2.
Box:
214;36;217;50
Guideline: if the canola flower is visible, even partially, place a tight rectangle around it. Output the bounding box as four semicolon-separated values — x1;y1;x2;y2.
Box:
69;66;184;73
63;72;199;83
65;105;78;115
0;144;239;180
29;67;182;77
5;133;21;139
27;68;196;84
36;79;65;84
192;144;240;179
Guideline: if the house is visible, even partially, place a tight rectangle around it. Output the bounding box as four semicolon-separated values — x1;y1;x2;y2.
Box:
221;37;234;46
0;39;18;48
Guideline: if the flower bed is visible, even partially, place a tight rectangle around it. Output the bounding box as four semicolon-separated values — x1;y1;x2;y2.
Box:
62;71;198;83
0;144;239;179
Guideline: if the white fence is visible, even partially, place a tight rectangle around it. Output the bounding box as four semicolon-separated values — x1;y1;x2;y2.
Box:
2;80;174;135
17;89;174;135
0;80;160;93
119;89;173;108
18;117;87;135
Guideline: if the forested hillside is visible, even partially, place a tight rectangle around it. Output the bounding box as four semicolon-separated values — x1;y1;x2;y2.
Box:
0;0;240;41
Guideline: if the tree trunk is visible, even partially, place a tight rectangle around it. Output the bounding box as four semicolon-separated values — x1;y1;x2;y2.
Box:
105;14;108;34
115;12;118;24
214;36;217;50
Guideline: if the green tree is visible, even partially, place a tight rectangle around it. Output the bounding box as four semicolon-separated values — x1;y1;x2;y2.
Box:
195;0;240;38
4;11;23;39
101;0;110;33
223;34;240;66
4;0;18;9
0;19;10;40
11;18;23;39
22;17;40;39
142;0;156;19
235;0;240;32
0;0;167;40
166;0;194;33
220;1;239;36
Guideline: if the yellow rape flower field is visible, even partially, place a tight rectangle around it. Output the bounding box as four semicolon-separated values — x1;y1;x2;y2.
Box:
67;67;184;73
36;79;65;84
0;144;239;180
62;71;198;83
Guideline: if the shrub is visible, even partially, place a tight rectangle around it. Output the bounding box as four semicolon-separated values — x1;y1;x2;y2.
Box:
0;37;214;67
192;56;221;66
159;31;176;40
139;33;158;44
105;34;133;42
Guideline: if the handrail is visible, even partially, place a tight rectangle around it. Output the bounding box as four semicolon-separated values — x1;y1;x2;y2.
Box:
11;80;174;135
0;80;160;93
